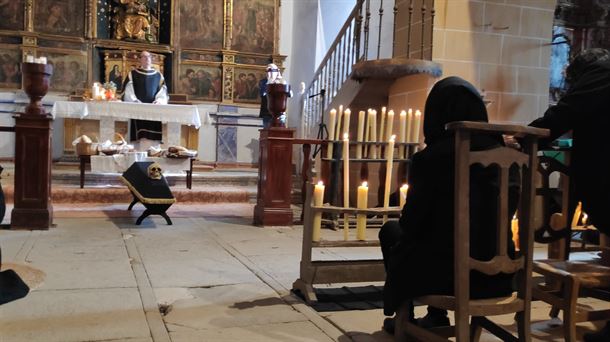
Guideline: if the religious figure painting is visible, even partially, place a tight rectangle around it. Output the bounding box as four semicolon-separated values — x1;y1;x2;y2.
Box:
179;0;224;49
112;0;159;42
0;49;21;89
105;63;124;92
0;0;24;31
233;68;266;104
178;64;222;101
45;53;87;93
232;0;275;54
34;0;85;36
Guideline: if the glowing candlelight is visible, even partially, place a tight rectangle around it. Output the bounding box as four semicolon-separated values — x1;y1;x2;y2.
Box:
511;213;520;251
356;181;368;240
399;184;409;209
327;109;337;159
356;110;365;159
571;201;582;228
383;135;396;223
312;181;325;242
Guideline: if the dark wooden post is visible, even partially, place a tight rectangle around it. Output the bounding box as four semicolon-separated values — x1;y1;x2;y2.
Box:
253;127;295;226
11;63;54;230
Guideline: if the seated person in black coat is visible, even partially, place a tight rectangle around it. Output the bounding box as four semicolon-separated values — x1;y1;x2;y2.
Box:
379;76;519;333
524;48;610;342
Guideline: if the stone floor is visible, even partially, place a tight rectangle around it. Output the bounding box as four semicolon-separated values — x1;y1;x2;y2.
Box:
1;204;609;341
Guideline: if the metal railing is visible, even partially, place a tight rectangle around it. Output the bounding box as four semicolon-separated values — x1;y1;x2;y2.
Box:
301;0;434;139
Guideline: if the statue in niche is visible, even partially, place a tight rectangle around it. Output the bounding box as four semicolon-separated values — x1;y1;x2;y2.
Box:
112;0;158;42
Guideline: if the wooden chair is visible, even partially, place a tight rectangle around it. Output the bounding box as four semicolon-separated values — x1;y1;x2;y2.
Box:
394;121;549;342
532;149;610;342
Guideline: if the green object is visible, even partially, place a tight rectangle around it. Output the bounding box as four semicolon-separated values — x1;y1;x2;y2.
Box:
542;150;566;165
555;139;572;148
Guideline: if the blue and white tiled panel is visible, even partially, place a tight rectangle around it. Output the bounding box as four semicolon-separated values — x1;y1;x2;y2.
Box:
198;113;263;164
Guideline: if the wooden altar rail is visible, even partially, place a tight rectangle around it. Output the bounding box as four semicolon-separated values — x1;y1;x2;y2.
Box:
293;182;402;303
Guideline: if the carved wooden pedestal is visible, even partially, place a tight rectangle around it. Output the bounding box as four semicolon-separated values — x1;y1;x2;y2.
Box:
253;128;295;226
11;114;53;229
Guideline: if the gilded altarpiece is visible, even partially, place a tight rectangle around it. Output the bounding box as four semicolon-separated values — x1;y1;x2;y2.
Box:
0;0;285;154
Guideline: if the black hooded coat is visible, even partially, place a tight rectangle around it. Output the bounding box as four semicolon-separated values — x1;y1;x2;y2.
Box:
382;77;518;316
529;60;610;234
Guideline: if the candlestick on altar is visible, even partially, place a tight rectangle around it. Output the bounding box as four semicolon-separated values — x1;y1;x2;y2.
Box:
383;135;396;223
379;107;386;143
412;110;422;146
356;110;365;159
356;181;368;240
399;184;409;209
335;105;343;140
369;110;377;158
343;133;350;240
312;181;325;242
398;110;407;158
327;109;337;159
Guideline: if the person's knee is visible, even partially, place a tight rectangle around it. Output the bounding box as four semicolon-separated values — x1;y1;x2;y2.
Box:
379;220;401;244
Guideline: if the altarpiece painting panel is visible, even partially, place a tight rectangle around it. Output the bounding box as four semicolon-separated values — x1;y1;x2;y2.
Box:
43;51;88;93
179;0;224;50
34;0;85;37
232;0;275;54
178;63;222;102
233;67;266;104
0;0;25;31
0;47;22;89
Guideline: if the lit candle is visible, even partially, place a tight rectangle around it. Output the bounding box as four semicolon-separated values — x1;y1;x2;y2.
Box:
356;181;368;240
582;213;589;227
383;135;396;223
40;57;47;64
385;110;395;145
356;110;365;159
398;110;407;158
571;201;582;228
379;107;386;142
412;110;422;145
406;109;413;142
399;184;409;209
327;109;337;159
335;105;343;140
363;109;371;157
26;54;34;63
369;110;377;158
312;181;325;242
343;133;350;240
343;108;351;136
511;213;520;251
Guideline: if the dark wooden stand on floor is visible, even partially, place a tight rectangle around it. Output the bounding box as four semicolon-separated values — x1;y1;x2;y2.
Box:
127;193;173;225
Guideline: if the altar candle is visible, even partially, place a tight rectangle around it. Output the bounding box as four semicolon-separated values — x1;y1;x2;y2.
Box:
379;107;386;142
405;109;413;142
356;181;368;240
356;110;365;159
571;201;582;228
363;109;371;157
369;110;377;158
327;109;337;159
398;110;407;158
383;135;396;223
26;55;34;63
343;133;350;240
343;108;351;136
399;184;409;209
40;57;47;64
335;105;343;140
511;213;520;251
385;110;395;145
582;213;589;226
312;181;325;242
412;110;422;145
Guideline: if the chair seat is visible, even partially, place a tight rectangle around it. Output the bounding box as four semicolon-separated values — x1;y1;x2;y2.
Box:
534;260;610;288
416;292;524;317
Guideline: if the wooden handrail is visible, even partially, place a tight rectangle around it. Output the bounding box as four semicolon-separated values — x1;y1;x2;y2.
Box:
446;121;550;138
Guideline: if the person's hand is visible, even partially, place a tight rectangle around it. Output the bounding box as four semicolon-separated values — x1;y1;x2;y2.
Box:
503;135;521;150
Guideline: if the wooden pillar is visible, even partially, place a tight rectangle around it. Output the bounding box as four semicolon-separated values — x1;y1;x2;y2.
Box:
253;127;295;226
11;63;53;230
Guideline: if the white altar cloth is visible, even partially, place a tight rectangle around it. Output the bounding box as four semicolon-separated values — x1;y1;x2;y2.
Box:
51;101;202;128
90;153;191;174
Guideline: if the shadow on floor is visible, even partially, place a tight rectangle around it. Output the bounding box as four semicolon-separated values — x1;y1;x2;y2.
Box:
293;285;383;312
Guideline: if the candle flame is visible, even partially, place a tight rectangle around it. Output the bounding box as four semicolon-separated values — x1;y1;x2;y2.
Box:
513;214;518;220
582;213;588;225
401;184;409;190
362;181;368;187
344;108;351;115
415;110;422;116
408;108;413;115
400;110;407;117
330;108;336;114
382;106;386;111
343;133;349;140
317;180;324;186
388;110;394;115
390;134;396;142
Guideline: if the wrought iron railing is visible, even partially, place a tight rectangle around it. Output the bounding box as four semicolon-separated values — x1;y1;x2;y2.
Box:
301;0;435;139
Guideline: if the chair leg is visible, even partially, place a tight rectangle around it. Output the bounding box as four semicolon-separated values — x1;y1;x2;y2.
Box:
394;304;411;342
516;310;531;342
470;317;483;342
563;277;580;342
549;306;560;318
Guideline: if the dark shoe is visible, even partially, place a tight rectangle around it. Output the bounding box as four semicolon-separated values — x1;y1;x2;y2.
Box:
584;322;610;342
383;317;395;335
416;312;450;329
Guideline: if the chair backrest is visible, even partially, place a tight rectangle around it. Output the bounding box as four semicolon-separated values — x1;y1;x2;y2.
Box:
447;121;549;311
